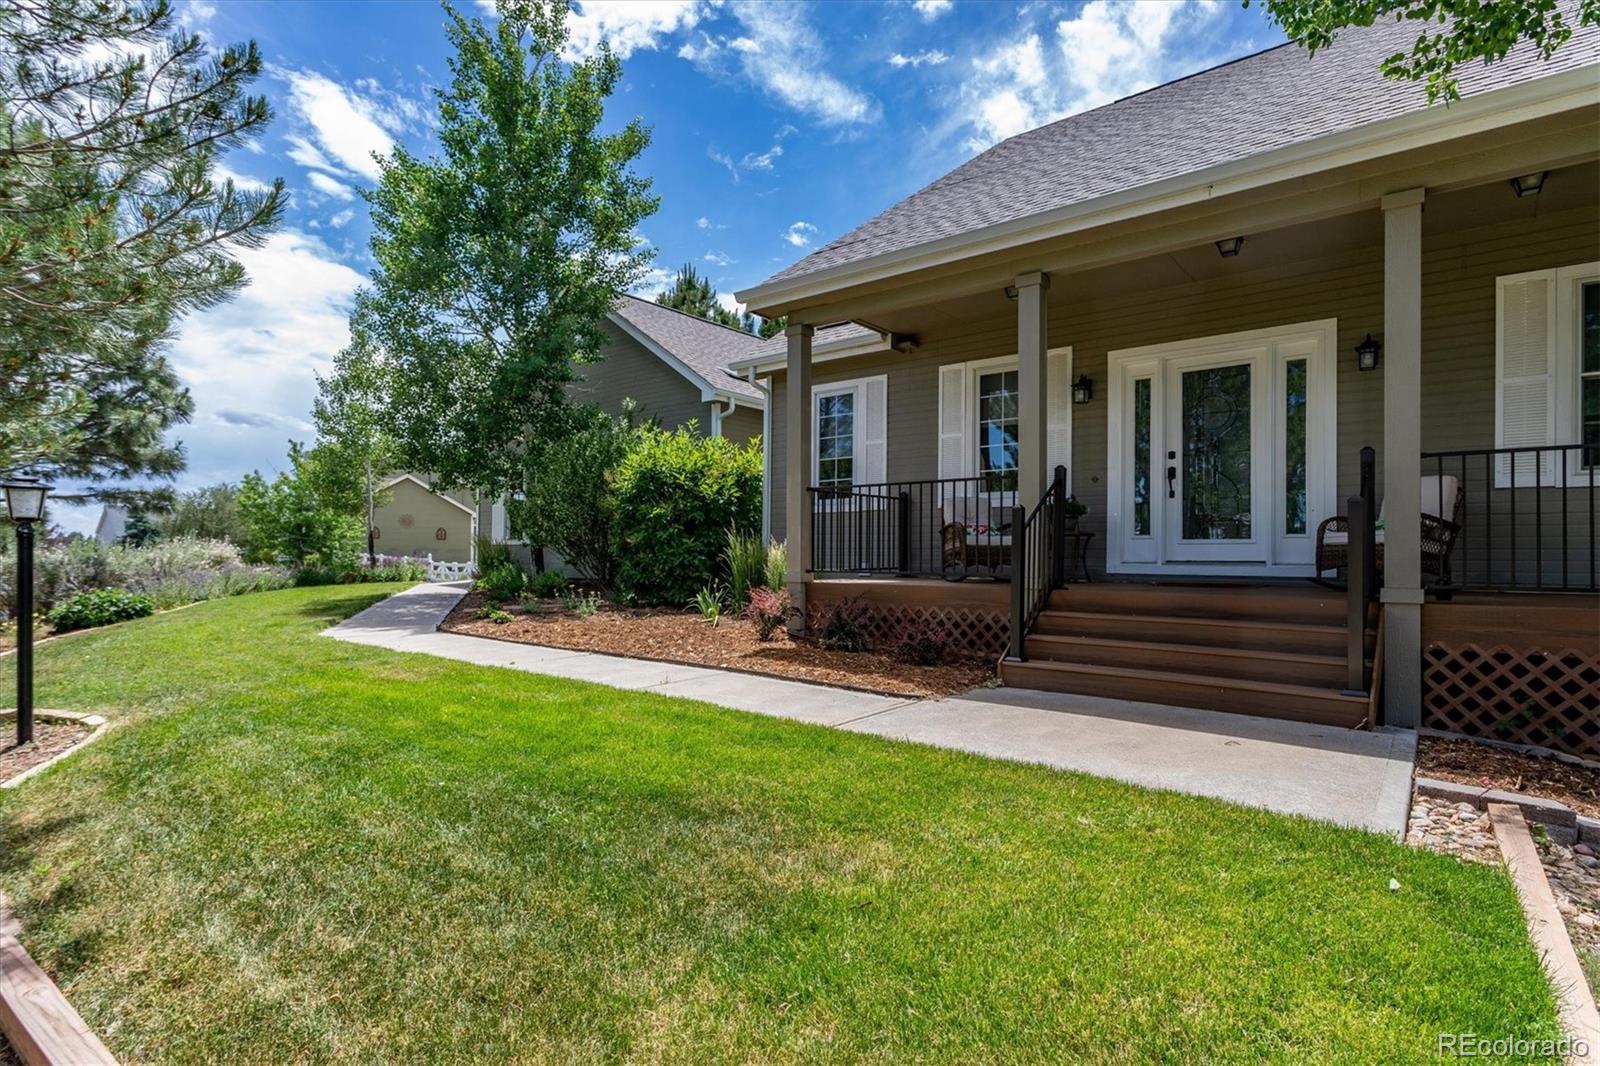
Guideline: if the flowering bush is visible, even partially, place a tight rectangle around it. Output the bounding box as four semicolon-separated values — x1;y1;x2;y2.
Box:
743;586;792;641
816;597;871;652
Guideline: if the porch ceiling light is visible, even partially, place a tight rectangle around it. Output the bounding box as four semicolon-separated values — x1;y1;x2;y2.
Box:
1214;236;1245;258
1509;171;1547;198
1355;332;1382;371
1071;374;1093;405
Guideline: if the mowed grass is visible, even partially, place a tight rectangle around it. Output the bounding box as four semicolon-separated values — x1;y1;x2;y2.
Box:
0;585;1562;1063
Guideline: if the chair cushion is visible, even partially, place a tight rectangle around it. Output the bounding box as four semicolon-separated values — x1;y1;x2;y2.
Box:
1375;474;1459;523
1321;529;1386;548
941;496;1014;545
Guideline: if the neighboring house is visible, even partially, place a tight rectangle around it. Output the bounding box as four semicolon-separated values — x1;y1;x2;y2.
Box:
372;474;477;564
732;19;1600;751
482;295;767;555
93;504;128;546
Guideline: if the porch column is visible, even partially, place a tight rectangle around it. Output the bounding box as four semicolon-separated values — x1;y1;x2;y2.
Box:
784;322;815;633
1015;271;1051;503
1381;188;1425;727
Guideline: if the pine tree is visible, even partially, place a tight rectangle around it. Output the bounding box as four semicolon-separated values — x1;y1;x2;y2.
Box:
0;0;285;504
656;263;753;331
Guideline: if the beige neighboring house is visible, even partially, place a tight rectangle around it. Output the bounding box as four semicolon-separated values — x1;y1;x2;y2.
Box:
372;473;477;564
482;295;768;560
731;19;1600;752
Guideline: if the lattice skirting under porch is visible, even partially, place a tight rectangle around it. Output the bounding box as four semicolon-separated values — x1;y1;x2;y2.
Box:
1422;642;1600;759
807;601;1010;661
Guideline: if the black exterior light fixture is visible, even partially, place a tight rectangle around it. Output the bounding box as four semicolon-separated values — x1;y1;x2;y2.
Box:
1355;332;1382;372
1214;236;1245;258
1509;171;1548;198
2;476;52;745
1003;284;1019;301
1071;374;1093;405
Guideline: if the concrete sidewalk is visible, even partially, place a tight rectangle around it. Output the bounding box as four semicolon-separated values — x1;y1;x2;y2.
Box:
326;582;1416;836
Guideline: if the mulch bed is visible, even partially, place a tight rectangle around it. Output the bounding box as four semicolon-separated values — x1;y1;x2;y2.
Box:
1417;735;1600;819
441;591;991;699
0;720;91;784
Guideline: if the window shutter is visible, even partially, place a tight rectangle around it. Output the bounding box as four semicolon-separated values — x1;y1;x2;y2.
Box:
1047;349;1072;485
490;500;507;542
1497;273;1556;486
862;376;888;484
938;363;969;479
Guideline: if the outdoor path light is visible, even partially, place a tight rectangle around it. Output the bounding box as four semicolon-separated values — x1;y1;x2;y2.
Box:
3;477;52;746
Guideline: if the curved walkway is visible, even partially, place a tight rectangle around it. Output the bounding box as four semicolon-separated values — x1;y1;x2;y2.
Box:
326;582;1416;837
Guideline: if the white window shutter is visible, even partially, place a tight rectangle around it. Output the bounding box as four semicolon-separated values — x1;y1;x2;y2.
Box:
1496;273;1556;486
491;500;507;542
938;363;970;479
1047;349;1072;486
862;376;888;484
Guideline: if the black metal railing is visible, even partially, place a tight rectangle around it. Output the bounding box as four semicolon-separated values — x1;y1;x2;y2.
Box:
806;476;1016;578
1343;446;1377;695
1009;465;1068;661
1422;443;1598;593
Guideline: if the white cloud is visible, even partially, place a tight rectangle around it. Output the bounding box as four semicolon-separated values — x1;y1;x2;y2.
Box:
329;209;356;228
165;230;366;486
565;0;707;60
716;292;746;319
707;146;738;181
682;2;879;127
628;266;676;299
740;143;782;171
703;250;733;266
215;162;273;193
913;0;953;18
276;68;417;182
785;221;817;248
889;50;949;68
957;1;1220;152
696;216;711;229
306;171;355;201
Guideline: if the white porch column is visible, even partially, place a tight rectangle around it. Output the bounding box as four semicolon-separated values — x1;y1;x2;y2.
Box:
784;322;815;632
1381;188;1425;727
1015;271;1051;503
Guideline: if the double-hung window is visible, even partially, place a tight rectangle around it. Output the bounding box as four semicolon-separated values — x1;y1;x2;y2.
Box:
816;388;856;489
811;376;888;490
1495;261;1600;483
976;369;1020;493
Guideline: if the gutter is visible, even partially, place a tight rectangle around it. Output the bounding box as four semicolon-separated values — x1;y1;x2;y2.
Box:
735;65;1600;314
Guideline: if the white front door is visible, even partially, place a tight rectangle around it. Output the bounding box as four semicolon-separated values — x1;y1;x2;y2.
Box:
1108;320;1337;576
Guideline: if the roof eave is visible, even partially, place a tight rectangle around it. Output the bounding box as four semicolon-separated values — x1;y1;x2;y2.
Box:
736;65;1600;315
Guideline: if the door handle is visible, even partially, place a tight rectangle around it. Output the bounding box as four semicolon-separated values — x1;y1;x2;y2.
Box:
1166;465;1177;499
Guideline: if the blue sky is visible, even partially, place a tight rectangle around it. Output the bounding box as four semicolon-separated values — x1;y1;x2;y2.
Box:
58;0;1287;533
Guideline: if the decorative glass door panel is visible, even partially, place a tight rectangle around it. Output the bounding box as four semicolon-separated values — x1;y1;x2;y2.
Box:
1179;363;1253;541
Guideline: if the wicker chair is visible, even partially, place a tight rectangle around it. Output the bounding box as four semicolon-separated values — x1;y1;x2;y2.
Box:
1315;474;1464;586
939;497;1012;580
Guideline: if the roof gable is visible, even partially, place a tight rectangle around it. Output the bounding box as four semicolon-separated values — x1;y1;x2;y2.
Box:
608;295;764;402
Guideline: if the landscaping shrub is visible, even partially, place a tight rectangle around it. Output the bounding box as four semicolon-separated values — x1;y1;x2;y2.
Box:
46;588;155;632
476;605;514;624
764;540;787;592
293;566;339;587
743;586;792;641
693;585;724;626
816;597;871;652
479;561;528;603
894;621;952;666
476;535;517;573
532;569;568;598
725;529;767;609
613;427;761;605
514;408;640;585
361;559;427;582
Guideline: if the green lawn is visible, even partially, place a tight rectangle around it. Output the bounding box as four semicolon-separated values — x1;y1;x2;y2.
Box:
0;585;1562;1062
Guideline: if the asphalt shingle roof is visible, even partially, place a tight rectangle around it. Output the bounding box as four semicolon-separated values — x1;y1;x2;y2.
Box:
760;18;1600;290
740;321;883;365
611;295;764;400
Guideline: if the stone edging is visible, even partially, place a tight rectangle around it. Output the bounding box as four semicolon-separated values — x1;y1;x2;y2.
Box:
0;893;118;1064
1486;804;1600;1065
0;710;110;790
1415;776;1599;848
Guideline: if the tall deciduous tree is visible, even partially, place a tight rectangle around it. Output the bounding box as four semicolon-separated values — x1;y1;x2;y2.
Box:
333;0;658;500
0;0;284;503
1255;0;1598;103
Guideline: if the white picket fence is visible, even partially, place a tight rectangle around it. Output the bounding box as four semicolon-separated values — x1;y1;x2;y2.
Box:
373;553;477;583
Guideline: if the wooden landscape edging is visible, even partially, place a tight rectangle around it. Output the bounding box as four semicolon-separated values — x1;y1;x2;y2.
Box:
0;899;117;1066
1486;803;1600;1065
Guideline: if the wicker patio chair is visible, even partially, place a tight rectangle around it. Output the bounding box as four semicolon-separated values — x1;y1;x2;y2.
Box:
939;496;1012;580
1315;474;1464;586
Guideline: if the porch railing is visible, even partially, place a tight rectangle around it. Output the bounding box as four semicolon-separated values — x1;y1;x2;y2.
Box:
806;476;1016;577
1008;465;1068;661
1421;443;1598;593
1342;446;1377;695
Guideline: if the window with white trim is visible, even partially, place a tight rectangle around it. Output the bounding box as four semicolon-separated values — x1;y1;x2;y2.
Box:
811;376;887;489
816;389;855;489
1495;261;1600;485
976;369;1019;493
936;350;1073;491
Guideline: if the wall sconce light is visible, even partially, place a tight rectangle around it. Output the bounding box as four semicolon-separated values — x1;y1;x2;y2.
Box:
1003;285;1018;301
1071;374;1093;404
1214;236;1245;258
1509;171;1548;198
1355;332;1382;371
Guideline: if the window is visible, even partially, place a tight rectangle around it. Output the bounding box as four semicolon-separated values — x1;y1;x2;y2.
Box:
1583;280;1599;467
1132;377;1151;536
977;369;1019;493
1284;358;1308;534
816;391;855;489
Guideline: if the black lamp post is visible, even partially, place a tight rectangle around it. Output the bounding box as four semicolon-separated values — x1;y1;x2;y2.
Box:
3;477;51;746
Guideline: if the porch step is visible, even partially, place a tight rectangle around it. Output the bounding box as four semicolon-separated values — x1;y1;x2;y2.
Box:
1022;633;1355;689
1031;609;1370;657
1045;583;1348;626
998;659;1369;728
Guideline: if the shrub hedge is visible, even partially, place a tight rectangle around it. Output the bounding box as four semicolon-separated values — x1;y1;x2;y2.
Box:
47;588;156;632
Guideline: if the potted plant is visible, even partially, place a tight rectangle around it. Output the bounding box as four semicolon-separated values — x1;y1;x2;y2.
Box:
1062;494;1089;532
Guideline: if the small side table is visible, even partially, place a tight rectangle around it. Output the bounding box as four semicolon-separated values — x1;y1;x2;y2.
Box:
1064;530;1094;582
